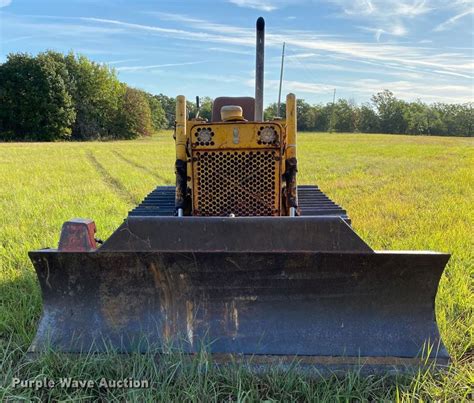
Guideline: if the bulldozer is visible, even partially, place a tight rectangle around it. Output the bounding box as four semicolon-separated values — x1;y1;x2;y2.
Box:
28;17;450;373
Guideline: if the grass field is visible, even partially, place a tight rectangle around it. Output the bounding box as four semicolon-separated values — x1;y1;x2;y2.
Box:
0;132;473;401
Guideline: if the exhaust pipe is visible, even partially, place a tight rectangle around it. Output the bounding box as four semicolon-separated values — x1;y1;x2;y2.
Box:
255;17;265;121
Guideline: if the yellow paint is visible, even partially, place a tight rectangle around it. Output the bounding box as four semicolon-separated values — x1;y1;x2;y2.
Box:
175;95;187;161
285;93;297;160
188;122;283;150
179;93;299;216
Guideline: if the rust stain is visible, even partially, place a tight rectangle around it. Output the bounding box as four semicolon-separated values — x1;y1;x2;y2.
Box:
149;262;173;343
232;301;239;334
149;260;193;345
99;267;146;330
224;300;239;337
43;257;52;290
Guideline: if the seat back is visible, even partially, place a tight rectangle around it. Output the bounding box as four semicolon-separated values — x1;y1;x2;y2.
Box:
211;97;255;122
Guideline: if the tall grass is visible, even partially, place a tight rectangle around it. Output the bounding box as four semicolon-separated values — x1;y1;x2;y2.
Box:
0;132;472;400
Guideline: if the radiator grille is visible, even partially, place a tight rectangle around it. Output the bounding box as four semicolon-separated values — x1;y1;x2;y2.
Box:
193;150;279;216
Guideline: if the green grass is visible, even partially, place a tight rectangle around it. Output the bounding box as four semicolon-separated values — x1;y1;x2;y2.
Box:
0;132;473;401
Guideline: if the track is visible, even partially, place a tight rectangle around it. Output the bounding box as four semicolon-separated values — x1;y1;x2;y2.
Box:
129;185;350;222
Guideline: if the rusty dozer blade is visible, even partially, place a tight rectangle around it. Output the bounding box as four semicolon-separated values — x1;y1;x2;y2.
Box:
29;217;450;373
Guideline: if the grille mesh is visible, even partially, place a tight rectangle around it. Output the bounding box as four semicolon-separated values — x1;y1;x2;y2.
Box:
194;150;279;216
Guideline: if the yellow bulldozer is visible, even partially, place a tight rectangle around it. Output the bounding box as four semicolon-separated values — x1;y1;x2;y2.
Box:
28;18;450;373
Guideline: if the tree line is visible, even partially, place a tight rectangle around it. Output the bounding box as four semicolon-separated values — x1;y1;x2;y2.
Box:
288;91;472;136
0;51;168;141
158;92;472;137
1;52;472;141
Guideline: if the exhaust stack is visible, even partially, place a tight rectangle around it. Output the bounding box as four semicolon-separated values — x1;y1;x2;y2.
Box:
255;17;265;121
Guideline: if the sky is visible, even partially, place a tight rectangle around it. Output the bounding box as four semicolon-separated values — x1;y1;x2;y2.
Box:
0;0;473;105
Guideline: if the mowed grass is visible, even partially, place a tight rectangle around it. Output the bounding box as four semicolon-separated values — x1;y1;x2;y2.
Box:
0;132;473;401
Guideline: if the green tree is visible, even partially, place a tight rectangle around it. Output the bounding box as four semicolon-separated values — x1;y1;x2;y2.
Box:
264;102;286;120
404;101;429;135
116;87;153;139
424;105;444;135
64;54;124;140
297;99;315;131
331;99;356;132
371;90;408;134
197;97;213;121
0;53;75;141
432;103;457;136
142;93;166;132
156;93;176;128
311;104;330;132
456;103;473;136
356;104;380;133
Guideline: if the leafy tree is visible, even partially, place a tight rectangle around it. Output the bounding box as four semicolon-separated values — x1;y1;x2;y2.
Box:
64;54;124;140
1;51;472;140
404;101;429;135
116;87;153;139
297;99;315;131
312;104;330;132
143;93;167;132
432;103;458;136
331;99;356;132
0;53;75;141
156;93;176;128
197;96;213;121
424;105;444;135
264;102;286;120
372;90;408;134
175;96;213;122
455;103;473;137
356;104;379;133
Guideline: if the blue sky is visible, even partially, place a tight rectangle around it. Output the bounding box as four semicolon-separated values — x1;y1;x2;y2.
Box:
1;0;473;105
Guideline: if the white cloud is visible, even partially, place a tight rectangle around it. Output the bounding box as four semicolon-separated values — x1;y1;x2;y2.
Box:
7;13;471;102
0;0;12;7
325;0;429;39
116;61;205;72
328;0;431;18
81;17;255;45
79;15;472;80
434;9;474;32
280;35;473;79
207;47;253;55
227;0;301;11
2;35;36;43
228;0;278;11
349;78;474;103
107;58;140;65
265;77;473;103
394;1;431;17
358;25;407;41
286;52;319;59
145;12;252;36
325;0;472;39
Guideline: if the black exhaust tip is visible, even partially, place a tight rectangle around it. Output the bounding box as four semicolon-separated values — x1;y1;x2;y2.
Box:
255;17;265;121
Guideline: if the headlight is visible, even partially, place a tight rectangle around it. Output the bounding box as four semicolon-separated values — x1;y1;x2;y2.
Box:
196;128;213;143
258;126;277;144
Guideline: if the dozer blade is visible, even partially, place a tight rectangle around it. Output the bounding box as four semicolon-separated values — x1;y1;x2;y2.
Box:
29;217;449;373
